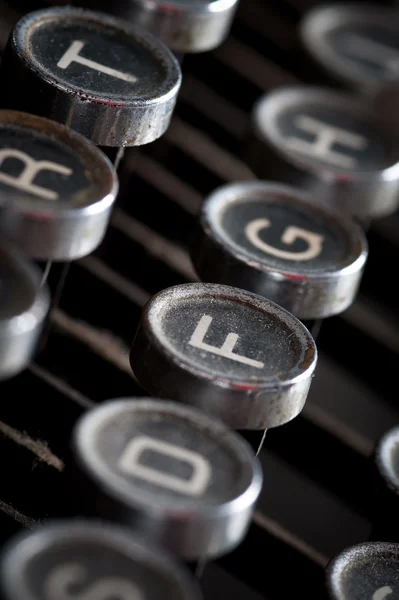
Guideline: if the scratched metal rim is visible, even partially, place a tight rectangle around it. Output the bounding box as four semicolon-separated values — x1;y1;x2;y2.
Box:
141;283;317;388
253;86;399;183
73;398;263;518
201;180;368;280
12;6;181;106
301;4;399;91
0;110;118;218
0;243;49;338
326;541;399;600
0;520;202;600
375;425;399;495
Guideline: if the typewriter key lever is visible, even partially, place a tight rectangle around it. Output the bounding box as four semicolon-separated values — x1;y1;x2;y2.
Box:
327;542;399;600
192;181;368;321
249;87;399;222
0;244;49;380
301;4;399;96
0;111;118;262
130;283;317;431
0;520;201;600
71;398;262;560
0;7;182;147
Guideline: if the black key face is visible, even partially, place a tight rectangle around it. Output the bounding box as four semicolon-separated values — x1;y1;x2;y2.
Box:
329;27;399;79
0;111;115;210
0;124;89;207
217;195;351;274
0;522;200;600
30;21;163;101
277;105;389;172
159;290;305;381
77;399;259;509
301;6;399;90
376;426;399;494
328;543;399;600
29;543;177;599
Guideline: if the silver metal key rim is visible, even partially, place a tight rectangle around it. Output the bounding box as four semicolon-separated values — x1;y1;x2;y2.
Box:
0;243;49;339
375;425;399;495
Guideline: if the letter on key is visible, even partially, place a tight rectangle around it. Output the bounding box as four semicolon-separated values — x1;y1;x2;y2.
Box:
72;399;262;560
0;7;181;146
0;111;118;261
301;4;399;94
130;283;317;429
250;87;399;220
0;521;201;600
192;182;368;319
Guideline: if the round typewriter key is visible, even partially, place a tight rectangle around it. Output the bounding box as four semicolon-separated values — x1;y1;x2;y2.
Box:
0;110;118;261
249;87;399;220
130;283;317;430
72;398;262;560
100;0;240;54
301;4;399;95
375;426;399;498
0;520;201;600
327;542;399;600
192;181;368;320
0;7;181;146
0;244;49;380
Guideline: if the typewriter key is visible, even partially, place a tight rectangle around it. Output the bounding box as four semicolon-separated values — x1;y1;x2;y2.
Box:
0;244;49;380
0;520;201;600
101;0;240;54
301;4;399;95
130;283;317;430
0;110;118;262
0;7;181;147
375;426;399;498
249;87;399;220
327;542;399;600
192;181;368;320
72;398;262;560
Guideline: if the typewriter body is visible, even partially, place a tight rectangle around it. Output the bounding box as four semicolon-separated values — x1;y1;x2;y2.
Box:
0;1;398;599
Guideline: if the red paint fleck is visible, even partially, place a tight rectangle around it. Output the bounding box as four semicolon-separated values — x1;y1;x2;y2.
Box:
230;382;258;391
282;272;308;282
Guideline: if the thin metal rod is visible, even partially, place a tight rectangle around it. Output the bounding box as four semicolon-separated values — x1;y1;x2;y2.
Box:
114;147;126;170
39;262;71;350
256;428;267;456
40;260;52;288
308;318;322;340
195;556;207;579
